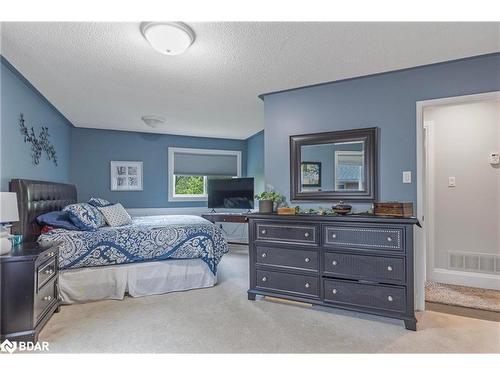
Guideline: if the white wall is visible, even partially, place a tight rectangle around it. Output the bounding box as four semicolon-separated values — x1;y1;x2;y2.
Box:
424;100;500;271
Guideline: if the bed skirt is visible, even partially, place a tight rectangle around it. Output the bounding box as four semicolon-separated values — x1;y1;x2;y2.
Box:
58;258;217;304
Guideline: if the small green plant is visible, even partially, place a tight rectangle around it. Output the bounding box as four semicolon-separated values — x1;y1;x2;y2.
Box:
254;190;287;208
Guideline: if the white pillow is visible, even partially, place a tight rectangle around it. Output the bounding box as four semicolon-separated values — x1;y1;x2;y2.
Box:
97;203;132;227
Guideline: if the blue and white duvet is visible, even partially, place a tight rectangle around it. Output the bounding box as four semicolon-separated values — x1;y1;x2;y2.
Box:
38;215;229;275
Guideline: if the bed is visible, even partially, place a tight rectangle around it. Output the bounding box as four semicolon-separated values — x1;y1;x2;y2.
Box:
10;179;229;304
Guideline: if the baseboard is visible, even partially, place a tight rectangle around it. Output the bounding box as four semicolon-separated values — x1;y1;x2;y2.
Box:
429;268;500;290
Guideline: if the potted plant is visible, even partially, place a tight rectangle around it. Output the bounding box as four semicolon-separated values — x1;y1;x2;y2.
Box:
254;191;286;213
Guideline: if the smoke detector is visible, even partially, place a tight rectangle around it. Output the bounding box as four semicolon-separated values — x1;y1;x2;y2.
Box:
141;115;166;128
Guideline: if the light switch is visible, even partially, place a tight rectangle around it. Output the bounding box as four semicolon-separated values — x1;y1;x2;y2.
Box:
402;171;412;184
448;177;456;187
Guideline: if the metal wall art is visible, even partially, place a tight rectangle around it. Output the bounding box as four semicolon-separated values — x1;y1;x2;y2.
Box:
19;113;58;166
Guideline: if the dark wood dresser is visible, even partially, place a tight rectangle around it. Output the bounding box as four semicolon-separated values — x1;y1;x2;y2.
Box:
247;214;419;330
1;242;60;342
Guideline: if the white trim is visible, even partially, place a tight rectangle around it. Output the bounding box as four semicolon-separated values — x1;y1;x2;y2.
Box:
167;147;242;202
431;268;500;291
415;91;500;310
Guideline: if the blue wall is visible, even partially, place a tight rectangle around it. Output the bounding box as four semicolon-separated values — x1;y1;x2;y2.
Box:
70;127;248;208
263;53;500;208
0;57;73;191
246;130;265;194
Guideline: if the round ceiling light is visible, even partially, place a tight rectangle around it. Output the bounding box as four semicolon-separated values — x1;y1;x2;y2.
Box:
141;22;195;56
141;115;166;128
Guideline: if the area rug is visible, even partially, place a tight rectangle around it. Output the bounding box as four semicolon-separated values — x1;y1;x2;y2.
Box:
425;281;500;312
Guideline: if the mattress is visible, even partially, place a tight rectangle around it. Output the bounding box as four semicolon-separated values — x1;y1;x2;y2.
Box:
38;215;229;274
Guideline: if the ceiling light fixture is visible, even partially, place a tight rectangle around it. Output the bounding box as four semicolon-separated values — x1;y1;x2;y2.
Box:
141;22;195;56
141;115;166;128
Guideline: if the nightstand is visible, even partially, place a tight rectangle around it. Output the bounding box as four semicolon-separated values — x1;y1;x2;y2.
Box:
0;242;60;342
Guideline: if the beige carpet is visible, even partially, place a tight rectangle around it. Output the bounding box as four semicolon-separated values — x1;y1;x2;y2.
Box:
425;281;500;312
39;248;500;353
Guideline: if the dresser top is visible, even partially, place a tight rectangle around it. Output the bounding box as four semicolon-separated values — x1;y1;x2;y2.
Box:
247;213;419;225
0;241;56;262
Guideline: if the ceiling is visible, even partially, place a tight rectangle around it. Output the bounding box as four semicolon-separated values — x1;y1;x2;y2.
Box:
1;22;499;139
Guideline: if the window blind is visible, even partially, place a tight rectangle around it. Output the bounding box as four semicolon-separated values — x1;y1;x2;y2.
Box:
173;151;239;176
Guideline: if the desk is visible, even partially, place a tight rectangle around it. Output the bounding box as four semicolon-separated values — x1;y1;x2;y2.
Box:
201;213;249;244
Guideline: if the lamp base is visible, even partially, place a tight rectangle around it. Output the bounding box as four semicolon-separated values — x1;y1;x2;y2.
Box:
0;237;12;255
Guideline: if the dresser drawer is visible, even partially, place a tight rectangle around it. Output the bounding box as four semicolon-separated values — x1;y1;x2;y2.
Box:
37;257;57;290
256;222;318;245
324;225;403;252
324;279;406;313
256;246;318;272
34;278;57;322
256;269;319;298
324;252;405;284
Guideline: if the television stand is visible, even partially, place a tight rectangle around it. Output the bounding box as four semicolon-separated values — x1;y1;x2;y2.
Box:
201;213;250;245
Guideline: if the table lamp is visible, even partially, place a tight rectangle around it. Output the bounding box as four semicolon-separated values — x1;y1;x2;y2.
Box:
0;192;20;255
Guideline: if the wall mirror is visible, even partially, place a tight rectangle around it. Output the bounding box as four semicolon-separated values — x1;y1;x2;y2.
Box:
290;127;378;202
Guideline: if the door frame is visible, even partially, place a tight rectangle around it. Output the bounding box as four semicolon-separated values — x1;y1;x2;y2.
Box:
415;91;500;310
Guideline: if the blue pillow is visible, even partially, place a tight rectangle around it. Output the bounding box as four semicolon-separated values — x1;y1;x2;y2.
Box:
87;197;112;207
63;203;106;231
36;211;81;231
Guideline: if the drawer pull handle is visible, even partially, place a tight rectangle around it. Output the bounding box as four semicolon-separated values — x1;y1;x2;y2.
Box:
305;282;310;288
332;260;338;266
44;269;54;275
332;289;338;295
387;295;393;302
304;232;310;238
43;295;52;301
261;276;267;282
387;265;393;272
304;257;310;263
332;234;337;239
261;229;267;235
261;252;267;258
387;237;392;242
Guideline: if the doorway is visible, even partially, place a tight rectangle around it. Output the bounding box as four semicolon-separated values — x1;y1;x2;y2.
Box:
415;92;500;317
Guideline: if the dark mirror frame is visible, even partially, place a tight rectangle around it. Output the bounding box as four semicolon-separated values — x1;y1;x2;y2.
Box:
290;127;378;202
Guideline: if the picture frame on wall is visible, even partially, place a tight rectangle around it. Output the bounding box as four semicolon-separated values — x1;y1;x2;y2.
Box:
301;161;321;187
110;161;143;191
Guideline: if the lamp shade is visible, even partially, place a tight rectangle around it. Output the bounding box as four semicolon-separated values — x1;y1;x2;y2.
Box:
0;192;19;223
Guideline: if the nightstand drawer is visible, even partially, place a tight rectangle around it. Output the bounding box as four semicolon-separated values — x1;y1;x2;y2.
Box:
324;252;405;284
256;269;319;298
37;257;57;290
256;222;318;245
34;278;57;321
324;225;404;251
324;279;406;313
256;246;318;272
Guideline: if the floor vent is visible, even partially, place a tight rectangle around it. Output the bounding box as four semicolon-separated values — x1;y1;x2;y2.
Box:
448;251;500;275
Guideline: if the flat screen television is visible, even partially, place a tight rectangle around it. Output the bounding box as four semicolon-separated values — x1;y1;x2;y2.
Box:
208;177;254;210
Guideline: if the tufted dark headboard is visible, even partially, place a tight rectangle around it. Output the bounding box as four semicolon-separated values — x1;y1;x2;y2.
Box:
9;179;77;242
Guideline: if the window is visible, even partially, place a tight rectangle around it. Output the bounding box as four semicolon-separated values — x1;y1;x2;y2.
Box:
168;147;242;201
334;150;364;191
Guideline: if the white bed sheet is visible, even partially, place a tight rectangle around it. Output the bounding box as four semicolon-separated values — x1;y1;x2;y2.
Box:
59;258;216;304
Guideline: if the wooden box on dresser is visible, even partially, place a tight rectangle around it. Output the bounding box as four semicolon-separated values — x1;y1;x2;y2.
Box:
1;242;60;342
247;214;419;330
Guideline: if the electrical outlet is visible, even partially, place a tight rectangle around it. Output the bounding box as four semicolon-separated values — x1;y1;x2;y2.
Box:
448;176;456;187
402;171;412;184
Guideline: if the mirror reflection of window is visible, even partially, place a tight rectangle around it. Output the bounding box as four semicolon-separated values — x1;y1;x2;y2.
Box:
334;142;364;191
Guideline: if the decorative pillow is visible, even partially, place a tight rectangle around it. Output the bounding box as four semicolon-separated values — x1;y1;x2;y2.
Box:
36;211;81;231
63;203;106;231
87;197;112;207
97;203;132;227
